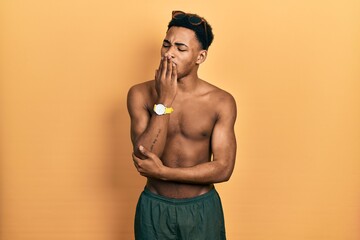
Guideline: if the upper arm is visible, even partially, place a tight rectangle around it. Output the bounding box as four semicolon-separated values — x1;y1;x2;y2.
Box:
127;85;150;148
211;92;237;180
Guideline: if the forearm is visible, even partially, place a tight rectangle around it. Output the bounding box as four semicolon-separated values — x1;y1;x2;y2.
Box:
160;161;234;184
133;114;170;159
129;55;177;160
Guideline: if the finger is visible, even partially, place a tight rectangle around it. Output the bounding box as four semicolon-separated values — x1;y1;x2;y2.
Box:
166;57;173;79
159;56;164;68
171;63;177;82
139;145;156;159
161;56;168;80
133;160;139;170
132;153;143;164
133;157;138;166
157;57;164;78
155;69;159;82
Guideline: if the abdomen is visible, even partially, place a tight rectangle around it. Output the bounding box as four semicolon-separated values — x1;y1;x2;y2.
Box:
146;136;213;198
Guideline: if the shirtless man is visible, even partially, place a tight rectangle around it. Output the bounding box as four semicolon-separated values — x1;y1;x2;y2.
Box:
127;11;237;240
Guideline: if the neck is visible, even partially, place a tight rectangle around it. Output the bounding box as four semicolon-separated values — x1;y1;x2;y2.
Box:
177;71;200;93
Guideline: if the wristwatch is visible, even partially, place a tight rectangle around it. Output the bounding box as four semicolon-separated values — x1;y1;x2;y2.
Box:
153;104;174;115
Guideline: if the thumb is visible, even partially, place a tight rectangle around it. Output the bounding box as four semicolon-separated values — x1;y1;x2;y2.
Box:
139;145;155;158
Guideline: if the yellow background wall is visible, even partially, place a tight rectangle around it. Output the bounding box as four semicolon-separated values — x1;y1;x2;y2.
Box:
1;0;359;239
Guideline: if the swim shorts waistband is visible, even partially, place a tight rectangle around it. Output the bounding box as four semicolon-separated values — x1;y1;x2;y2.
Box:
142;187;217;205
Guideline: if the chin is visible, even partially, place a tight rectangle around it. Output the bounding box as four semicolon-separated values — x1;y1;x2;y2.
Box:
177;69;192;80
177;72;185;79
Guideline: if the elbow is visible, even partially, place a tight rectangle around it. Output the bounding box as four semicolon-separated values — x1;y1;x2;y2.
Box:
133;142;162;159
133;149;144;159
217;165;234;183
133;142;141;154
223;174;232;182
218;173;231;183
133;139;146;156
133;142;146;159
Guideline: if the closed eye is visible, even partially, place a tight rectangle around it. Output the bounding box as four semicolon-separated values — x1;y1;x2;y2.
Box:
163;39;188;52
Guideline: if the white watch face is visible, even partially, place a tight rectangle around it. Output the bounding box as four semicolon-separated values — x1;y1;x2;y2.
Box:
155;104;166;115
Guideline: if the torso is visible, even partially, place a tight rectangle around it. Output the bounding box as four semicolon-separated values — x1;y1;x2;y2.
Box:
140;79;225;198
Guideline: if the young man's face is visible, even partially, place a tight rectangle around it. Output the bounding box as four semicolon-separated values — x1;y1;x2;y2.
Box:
161;26;205;78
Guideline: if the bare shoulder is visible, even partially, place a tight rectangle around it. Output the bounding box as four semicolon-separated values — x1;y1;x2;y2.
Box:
200;80;237;114
127;80;155;99
127;80;157;119
127;80;156;106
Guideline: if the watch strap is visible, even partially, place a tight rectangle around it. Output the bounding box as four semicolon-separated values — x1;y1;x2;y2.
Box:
165;107;174;114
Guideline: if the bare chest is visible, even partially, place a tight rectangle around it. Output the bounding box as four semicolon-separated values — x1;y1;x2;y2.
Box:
167;100;217;140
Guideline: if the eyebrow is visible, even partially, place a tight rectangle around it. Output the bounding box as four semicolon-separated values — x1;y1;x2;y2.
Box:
163;39;188;47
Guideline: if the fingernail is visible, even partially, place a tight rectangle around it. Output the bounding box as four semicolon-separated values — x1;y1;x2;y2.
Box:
139;145;144;151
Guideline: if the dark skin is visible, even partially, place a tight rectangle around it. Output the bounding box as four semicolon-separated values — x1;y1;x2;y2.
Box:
127;26;237;198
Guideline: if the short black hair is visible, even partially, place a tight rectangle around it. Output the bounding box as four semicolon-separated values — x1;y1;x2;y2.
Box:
167;11;214;50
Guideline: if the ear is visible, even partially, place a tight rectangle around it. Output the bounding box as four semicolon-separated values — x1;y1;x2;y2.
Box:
196;50;207;65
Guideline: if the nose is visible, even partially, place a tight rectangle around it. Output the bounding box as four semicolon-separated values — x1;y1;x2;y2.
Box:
165;46;176;58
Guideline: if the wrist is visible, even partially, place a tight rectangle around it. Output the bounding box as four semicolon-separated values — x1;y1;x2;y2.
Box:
157;97;174;107
159;165;171;181
153;103;174;116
